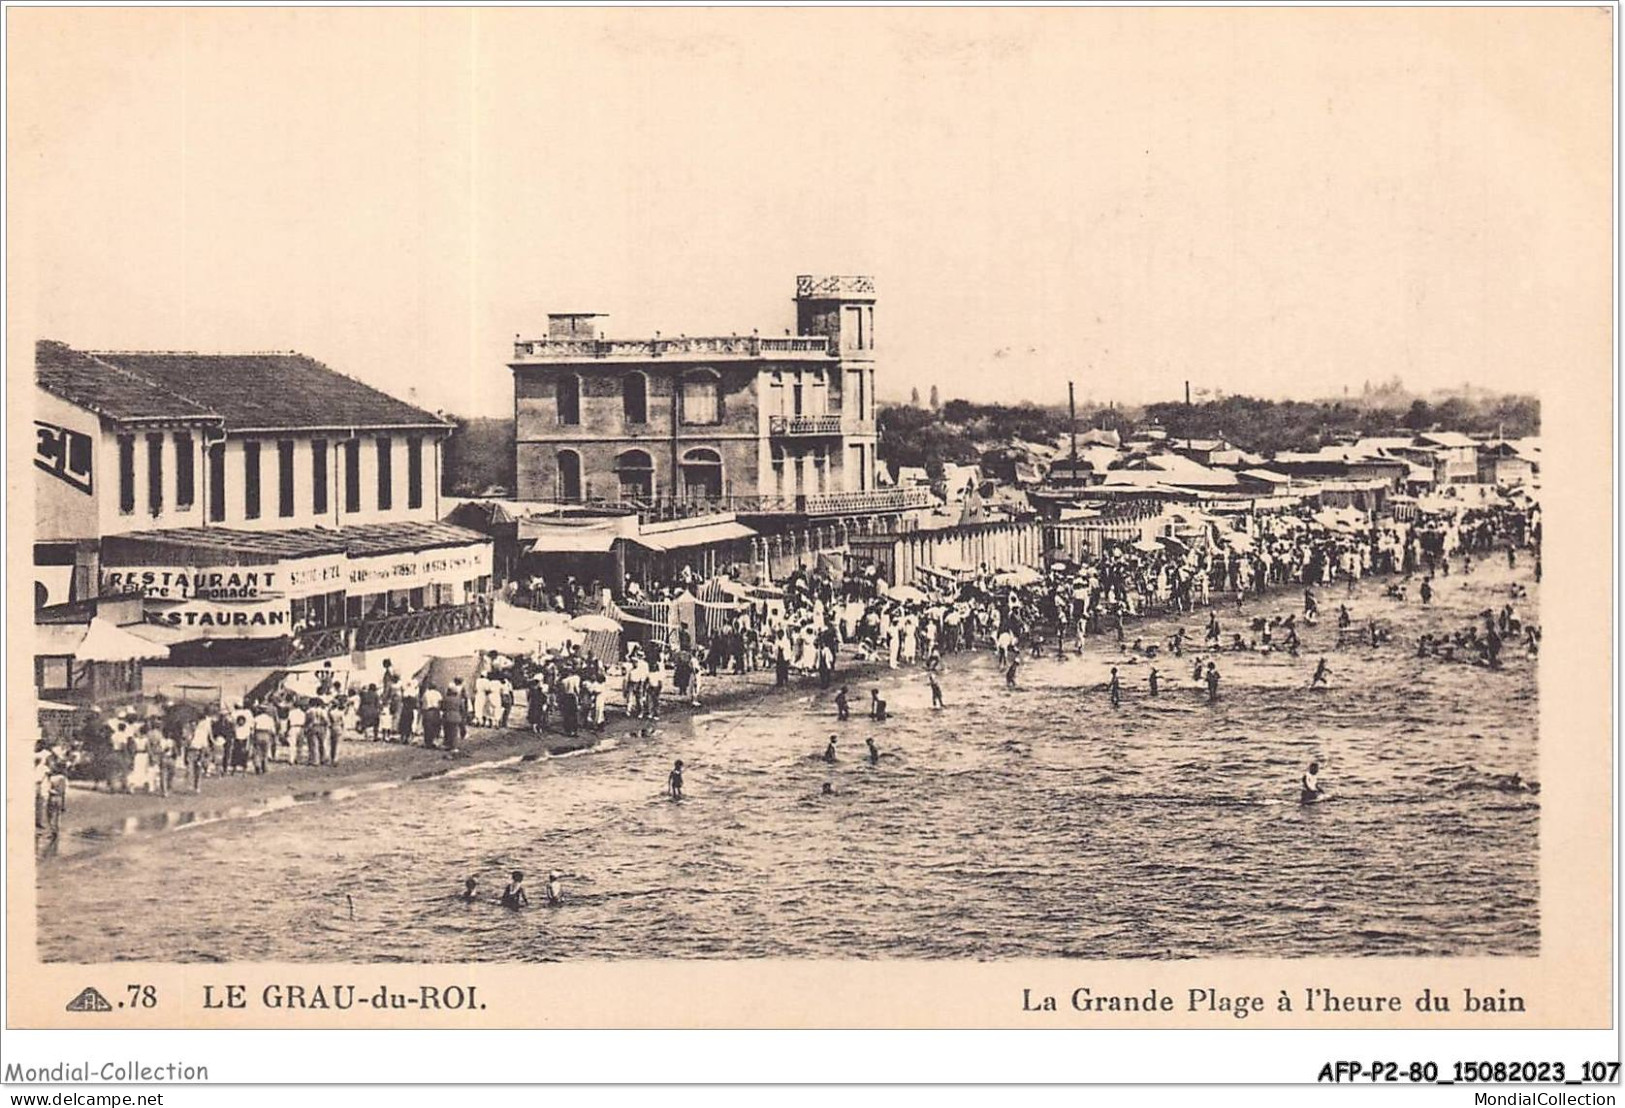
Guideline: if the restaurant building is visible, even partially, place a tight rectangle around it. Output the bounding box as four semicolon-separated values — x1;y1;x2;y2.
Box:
33;341;493;701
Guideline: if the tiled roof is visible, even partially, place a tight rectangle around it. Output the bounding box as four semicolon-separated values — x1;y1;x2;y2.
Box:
35;341;220;424
101;521;488;565
90;350;450;432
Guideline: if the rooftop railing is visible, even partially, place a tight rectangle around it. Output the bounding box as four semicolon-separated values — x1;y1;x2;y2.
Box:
802;487;935;516
795;275;876;298
513;334;833;361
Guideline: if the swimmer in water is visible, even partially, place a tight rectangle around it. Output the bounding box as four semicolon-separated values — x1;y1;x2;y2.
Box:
500;870;529;909
1310;656;1331;688
668;759;684;800
1148;666;1160;697
928;671;945;709
869;689;887;721
835;686;850;721
866;737;879;765
823;735;838;763
1204;661;1220;704
545;871;564;906
461;876;479;903
1108;666;1121;708
1300;761;1324;805
821;782;835;796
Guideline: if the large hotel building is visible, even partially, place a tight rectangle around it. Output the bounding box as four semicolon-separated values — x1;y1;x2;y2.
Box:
510;275;896;515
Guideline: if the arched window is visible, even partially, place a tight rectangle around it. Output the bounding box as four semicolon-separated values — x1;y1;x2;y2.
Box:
680;447;723;502
680;369;721;425
557;372;581;426
614;449;654;501
558;449;582;501
622;371;648;425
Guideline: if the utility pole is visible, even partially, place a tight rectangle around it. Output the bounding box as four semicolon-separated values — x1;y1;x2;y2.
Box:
1185;380;1191;406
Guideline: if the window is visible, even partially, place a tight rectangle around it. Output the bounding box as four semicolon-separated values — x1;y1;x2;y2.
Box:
614;449;654;500
116;435;136;514
623;371;648;425
36;656;83;692
344;439;361;513
679;447;722;500
376;437;393;511
681;372;720;425
844;305;864;349
277;439;296;518
174;433;195;508
208;442;227;521
407;437;424;510
557;373;581;426
311;439;329;515
558;449;582;501
243;441;262;519
146;433;164;515
772;445;787;497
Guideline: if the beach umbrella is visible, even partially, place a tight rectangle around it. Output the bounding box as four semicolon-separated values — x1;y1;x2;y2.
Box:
568;613;623;633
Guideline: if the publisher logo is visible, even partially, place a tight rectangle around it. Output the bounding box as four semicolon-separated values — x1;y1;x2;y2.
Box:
65;987;112;1012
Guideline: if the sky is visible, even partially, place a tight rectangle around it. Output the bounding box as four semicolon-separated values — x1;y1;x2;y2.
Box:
9;8;1611;417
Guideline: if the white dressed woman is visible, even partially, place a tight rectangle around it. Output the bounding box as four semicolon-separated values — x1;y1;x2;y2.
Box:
130;725;154;794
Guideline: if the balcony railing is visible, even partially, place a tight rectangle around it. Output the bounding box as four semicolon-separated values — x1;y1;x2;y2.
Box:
514;334;833;361
352;599;494;652
288;625;352;665
802;487;936;516
542;488;934;521
556;494;798;522
769;413;843;436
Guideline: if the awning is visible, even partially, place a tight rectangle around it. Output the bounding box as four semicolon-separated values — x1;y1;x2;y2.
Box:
628;520;758;553
74;618;171;662
519;520;624;554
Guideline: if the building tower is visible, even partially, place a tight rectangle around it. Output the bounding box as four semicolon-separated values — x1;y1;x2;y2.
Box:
794;275;878;491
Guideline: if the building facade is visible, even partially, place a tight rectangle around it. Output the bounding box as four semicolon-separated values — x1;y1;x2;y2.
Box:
34;341;493;697
510;275;884;513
